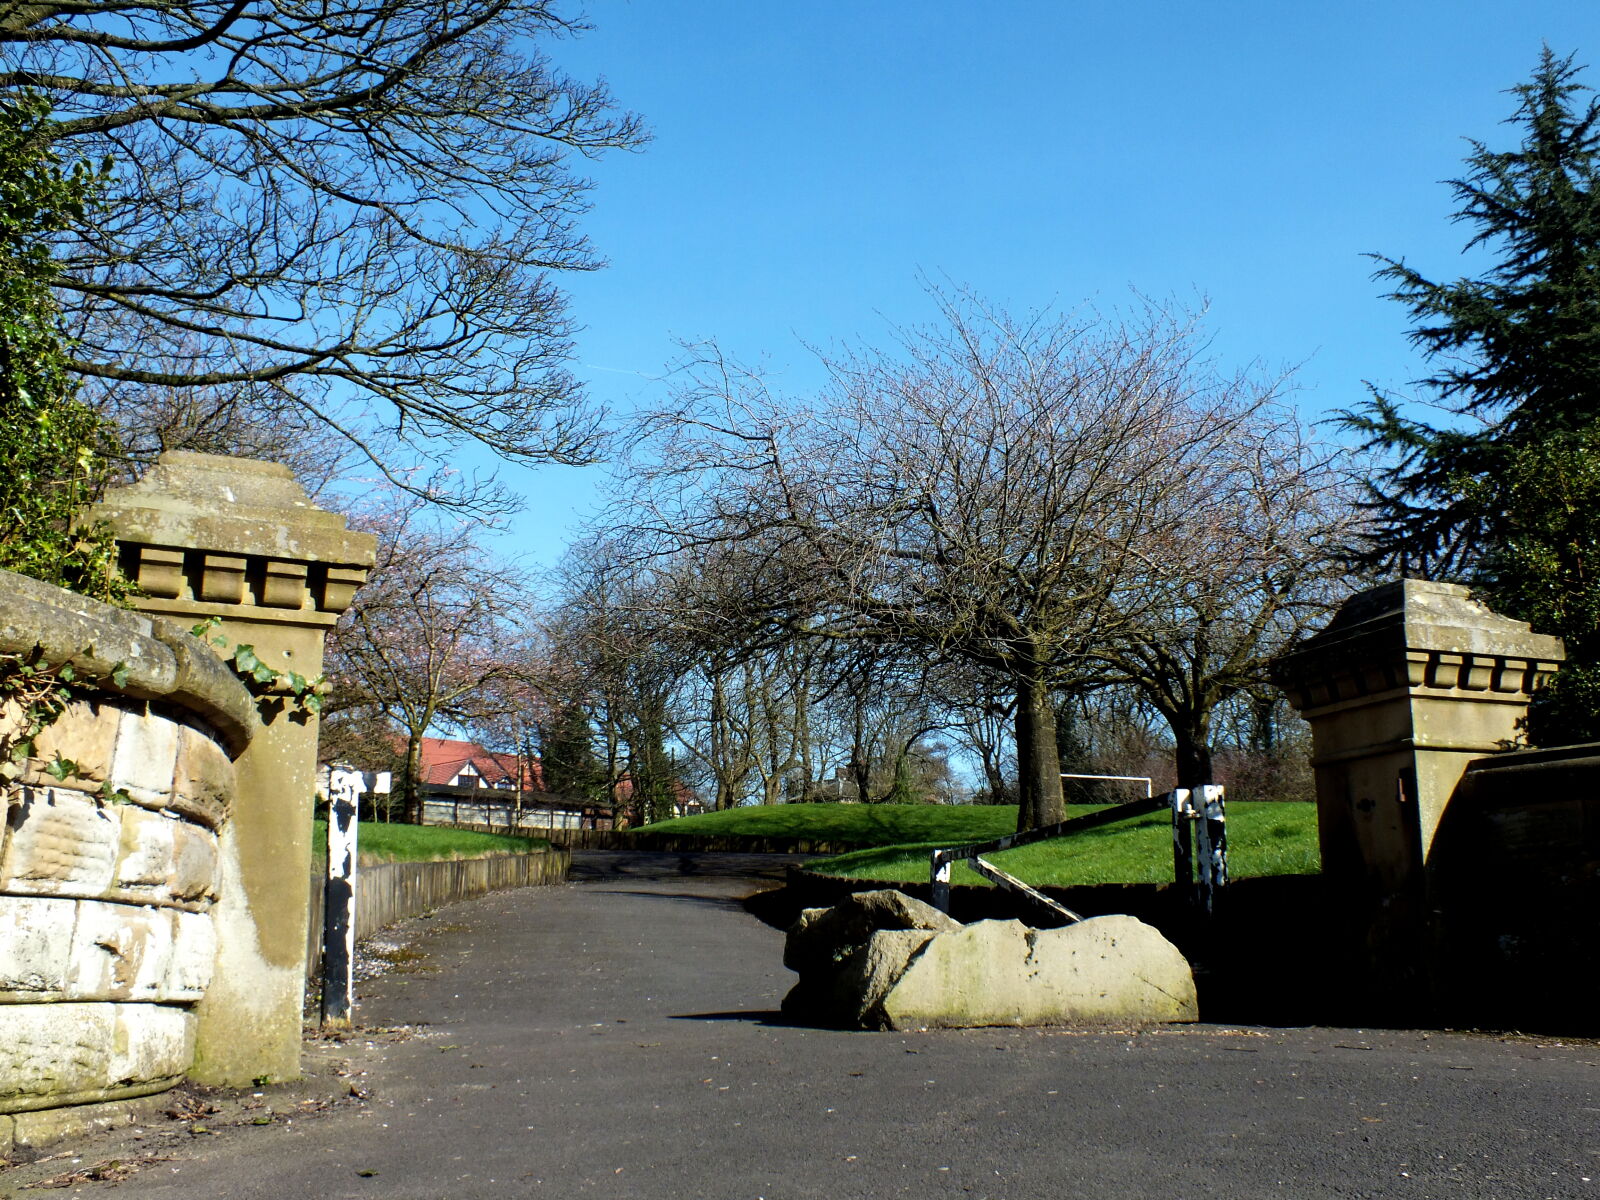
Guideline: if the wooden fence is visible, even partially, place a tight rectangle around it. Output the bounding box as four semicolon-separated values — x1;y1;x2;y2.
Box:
306;848;570;982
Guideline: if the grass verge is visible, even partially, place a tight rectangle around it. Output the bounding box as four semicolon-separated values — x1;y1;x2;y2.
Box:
810;802;1320;888
312;819;551;863
637;803;1019;845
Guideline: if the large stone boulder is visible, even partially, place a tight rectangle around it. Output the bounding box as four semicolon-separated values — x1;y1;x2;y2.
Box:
781;890;1198;1030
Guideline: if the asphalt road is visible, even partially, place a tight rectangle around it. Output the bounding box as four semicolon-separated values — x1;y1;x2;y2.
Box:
19;851;1599;1200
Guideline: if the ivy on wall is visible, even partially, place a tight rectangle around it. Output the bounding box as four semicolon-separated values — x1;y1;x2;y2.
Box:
0;93;124;603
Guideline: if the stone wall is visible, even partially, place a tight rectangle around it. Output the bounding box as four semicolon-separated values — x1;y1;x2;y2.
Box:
0;569;257;1121
305;849;571;980
1428;742;1600;1027
1273;579;1597;1025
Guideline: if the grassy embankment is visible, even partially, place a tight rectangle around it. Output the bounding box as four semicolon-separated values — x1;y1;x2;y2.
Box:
311;819;551;863
642;802;1320;888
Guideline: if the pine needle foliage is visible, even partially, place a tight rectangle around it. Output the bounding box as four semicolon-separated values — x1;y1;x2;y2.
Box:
1341;48;1600;743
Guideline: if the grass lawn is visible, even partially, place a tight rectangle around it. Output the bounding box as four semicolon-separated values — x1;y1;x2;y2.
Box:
813;803;1320;888
312;819;551;863
641;800;1320;887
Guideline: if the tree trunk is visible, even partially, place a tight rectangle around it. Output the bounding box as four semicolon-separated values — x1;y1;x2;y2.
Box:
1173;713;1215;791
403;732;425;825
1014;678;1064;832
850;705;872;804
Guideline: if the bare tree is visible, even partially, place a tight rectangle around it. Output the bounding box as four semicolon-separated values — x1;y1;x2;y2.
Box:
100;379;358;499
3;1;645;502
545;537;690;825
625;292;1283;830
324;494;536;821
1095;407;1356;789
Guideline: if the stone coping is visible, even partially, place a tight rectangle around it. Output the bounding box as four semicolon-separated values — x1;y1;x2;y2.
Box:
89;451;375;572
0;569;258;755
1273;578;1564;712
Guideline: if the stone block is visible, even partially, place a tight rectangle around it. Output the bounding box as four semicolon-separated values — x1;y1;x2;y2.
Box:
166;910;216;999
166;819;220;905
880;915;1198;1030
0;787;118;897
198;552;247;604
261;559;309;609
108;704;180;809
0;897;212;1002
65;900;172;1001
8;1092;163;1155
783;928;939;1028
781;897;1198;1031
24;697;125;792
112;806;218;906
0;896;73;999
169;725;234;829
0;1003;191;1114
112;805;179;898
784;889;960;976
167;909;216;996
129;545;186;599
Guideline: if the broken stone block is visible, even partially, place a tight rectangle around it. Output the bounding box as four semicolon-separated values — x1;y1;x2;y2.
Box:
881;915;1199;1030
784;888;961;976
781;891;1199;1030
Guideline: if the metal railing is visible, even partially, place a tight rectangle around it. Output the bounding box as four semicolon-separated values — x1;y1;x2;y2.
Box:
929;783;1227;923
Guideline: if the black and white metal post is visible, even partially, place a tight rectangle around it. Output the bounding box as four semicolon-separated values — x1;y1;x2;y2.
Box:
1192;783;1227;916
1170;787;1195;893
321;766;364;1028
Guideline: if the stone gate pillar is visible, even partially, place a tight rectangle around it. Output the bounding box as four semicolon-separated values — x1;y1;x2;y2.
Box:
90;452;374;1085
1272;579;1563;1003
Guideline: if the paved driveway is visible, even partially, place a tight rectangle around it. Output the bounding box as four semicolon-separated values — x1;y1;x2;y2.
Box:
17;852;1598;1200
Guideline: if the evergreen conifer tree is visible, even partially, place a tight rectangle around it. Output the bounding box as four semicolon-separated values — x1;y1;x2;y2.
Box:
538;702;605;803
1343;48;1600;743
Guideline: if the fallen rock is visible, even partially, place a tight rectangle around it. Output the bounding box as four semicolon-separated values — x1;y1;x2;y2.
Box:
781;890;961;1027
780;890;1198;1029
782;889;960;976
879;915;1198;1029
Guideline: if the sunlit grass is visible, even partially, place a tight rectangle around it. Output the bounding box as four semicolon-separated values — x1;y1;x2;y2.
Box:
811;803;1320;887
312;819;551;863
637;803;1019;845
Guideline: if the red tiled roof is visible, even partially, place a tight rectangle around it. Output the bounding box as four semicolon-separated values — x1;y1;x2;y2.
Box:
415;737;516;787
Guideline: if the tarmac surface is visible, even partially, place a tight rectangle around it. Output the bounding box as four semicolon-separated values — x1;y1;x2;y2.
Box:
6;850;1598;1199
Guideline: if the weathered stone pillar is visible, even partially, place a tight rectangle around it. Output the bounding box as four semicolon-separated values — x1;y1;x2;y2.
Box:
1272;579;1563;1002
91;452;373;1085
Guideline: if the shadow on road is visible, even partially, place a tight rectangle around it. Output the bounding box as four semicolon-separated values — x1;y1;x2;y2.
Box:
669;1009;793;1025
583;887;749;913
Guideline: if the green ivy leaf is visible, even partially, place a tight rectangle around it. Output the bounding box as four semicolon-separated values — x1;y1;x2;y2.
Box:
303;693;323;714
233;645;261;673
110;662;130;688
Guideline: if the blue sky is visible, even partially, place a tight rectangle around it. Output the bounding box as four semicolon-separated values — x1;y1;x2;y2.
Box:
484;1;1600;565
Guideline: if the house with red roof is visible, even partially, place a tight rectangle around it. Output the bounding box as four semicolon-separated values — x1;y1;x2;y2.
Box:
322;733;702;831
